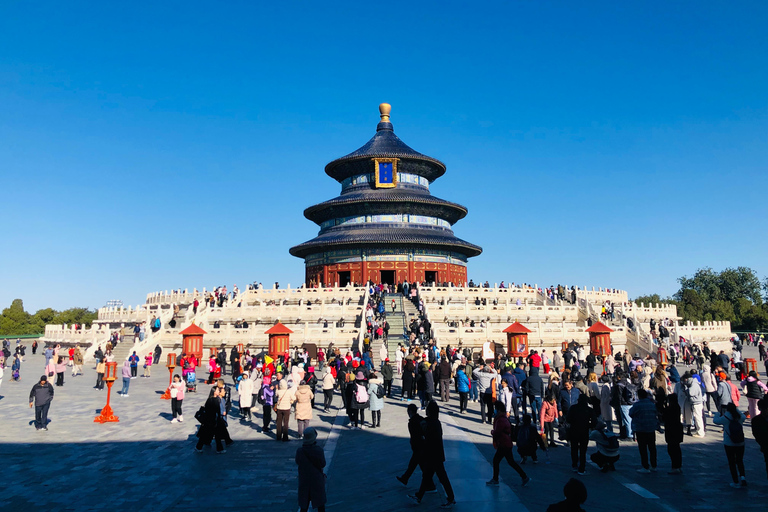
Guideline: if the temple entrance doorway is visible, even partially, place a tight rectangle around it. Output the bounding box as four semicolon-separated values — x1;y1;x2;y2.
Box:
338;271;351;287
425;271;437;285
380;270;395;285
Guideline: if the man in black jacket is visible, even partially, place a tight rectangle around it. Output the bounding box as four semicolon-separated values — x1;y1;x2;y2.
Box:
381;359;394;398
438;357;452;402
524;370;545;426
217;347;228;376
409;401;456;507
396;403;435;491
29;375;54;431
567;395;596;474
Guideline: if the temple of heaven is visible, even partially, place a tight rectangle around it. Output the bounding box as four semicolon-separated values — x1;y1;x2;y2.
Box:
290;104;482;287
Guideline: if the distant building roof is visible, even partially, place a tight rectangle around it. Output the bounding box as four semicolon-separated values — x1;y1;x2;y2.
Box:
179;324;207;336
265;322;294;335
585;322;614;333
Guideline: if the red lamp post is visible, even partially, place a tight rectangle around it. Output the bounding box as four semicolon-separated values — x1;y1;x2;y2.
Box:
503;321;532;358
585;321;614;375
657;346;669;365
94;361;119;423
160;353;176;400
266;322;293;360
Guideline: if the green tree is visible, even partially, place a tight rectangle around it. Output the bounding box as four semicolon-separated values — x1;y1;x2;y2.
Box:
0;299;98;336
673;267;766;330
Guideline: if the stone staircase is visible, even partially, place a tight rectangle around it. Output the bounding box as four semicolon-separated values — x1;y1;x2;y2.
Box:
374;294;406;365
112;336;138;362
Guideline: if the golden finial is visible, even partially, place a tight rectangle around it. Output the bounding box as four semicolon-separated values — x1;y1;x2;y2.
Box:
379;103;391;122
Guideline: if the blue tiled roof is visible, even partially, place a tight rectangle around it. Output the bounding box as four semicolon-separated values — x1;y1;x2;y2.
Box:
303;190;468;225
325;121;446;182
289;226;483;259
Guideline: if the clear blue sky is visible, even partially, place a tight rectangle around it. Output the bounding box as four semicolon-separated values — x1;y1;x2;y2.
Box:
1;1;766;312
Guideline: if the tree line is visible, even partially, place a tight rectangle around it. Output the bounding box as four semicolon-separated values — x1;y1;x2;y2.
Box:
633;266;768;332
0;299;98;336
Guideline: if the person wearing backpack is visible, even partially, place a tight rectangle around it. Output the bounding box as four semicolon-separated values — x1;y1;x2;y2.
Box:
589;418;620;472
629;389;659;473
351;371;370;429
368;372;384;428
740;371;768;419
714;401;747;488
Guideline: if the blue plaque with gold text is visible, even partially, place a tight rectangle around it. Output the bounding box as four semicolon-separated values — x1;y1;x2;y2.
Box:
374;158;398;188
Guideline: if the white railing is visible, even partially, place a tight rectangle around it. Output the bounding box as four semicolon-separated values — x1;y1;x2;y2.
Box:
576;287;629;304
674;320;734;342
424;301;579;323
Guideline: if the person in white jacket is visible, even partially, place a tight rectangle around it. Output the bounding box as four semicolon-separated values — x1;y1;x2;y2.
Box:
322;370;335;412
238;373;254;421
498;379;516;422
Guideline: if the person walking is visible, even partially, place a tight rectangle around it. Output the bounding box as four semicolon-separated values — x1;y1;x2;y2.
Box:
195;386;225;453
52;356;66;387
368;372;384;428
153;344;162;365
714;401;747;487
71;346;83;376
630;388;659;473
567;394;596;475
120;361;131;397
168;374;185;423
29;375;54;431
295;379;314;438
663;393;684;474
408;401;457;508
295;427;327;512
486;400;530;486
397;403;436;492
275;380;295;442
741;371;767;419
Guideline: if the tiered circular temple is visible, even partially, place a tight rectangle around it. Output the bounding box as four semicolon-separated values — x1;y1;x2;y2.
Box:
290;104;482;287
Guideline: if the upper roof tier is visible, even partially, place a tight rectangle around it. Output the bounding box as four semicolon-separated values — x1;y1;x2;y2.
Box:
304;189;469;225
325;104;447;183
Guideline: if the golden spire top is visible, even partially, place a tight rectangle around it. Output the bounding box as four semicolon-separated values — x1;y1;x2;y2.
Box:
379;103;391;122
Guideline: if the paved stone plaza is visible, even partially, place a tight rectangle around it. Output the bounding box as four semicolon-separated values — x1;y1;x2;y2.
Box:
1;348;767;511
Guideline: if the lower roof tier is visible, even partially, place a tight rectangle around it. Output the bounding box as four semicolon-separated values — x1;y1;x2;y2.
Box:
289;226;483;259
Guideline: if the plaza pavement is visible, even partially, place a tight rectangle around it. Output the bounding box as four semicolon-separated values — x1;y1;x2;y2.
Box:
1;347;767;511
